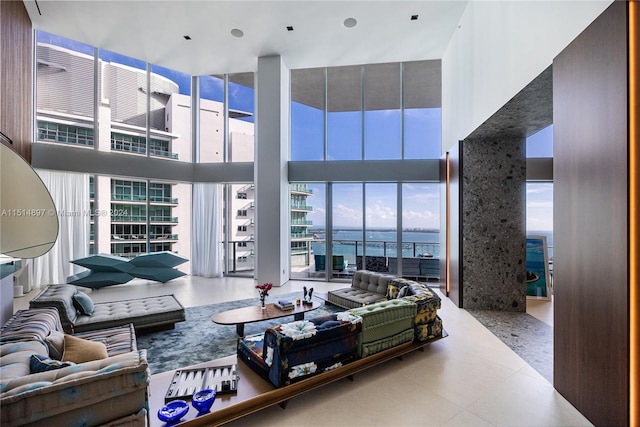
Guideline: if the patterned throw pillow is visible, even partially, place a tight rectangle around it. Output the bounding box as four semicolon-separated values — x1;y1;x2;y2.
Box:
386;284;400;299
398;285;413;298
30;354;75;374
72;291;95;315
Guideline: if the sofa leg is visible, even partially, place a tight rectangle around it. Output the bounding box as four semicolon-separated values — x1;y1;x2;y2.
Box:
396;355;404;361
346;374;355;382
279;400;289;410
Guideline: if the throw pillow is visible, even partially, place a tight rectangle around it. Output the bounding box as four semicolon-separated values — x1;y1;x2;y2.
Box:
30;354;75;374
398;285;412;298
62;334;108;363
45;330;65;360
386;284;400;299
72;291;95;315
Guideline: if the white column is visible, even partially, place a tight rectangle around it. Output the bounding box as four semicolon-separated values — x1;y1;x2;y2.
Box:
255;55;290;287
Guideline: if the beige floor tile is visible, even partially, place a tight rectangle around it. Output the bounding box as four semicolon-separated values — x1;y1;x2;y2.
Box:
394;344;515;408
441;410;496;427
466;372;592;427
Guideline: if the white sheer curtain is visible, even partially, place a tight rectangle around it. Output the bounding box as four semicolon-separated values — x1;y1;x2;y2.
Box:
29;170;89;288
192;183;224;277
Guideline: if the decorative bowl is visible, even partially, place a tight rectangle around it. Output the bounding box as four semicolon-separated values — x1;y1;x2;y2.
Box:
192;388;216;413
158;400;189;423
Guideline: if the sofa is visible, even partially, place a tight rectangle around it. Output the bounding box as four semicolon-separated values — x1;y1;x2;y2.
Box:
328;270;443;342
238;281;444;388
347;298;416;357
0;307;149;426
29;284;185;334
238;312;363;387
386;277;443;342
327;270;394;308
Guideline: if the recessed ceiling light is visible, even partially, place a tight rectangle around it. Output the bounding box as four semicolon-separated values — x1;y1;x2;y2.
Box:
230;28;244;38
411;15;419;21
183;35;191;40
343;17;357;28
286;26;294;31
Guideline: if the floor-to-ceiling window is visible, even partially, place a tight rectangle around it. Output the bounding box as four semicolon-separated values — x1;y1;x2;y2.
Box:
289;60;442;281
36;31;195;272
526;124;554;286
332;183;363;280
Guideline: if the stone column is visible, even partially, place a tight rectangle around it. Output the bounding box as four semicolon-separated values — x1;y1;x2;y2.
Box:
461;136;526;311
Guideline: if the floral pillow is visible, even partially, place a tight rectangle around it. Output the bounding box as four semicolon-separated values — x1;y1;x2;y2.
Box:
280;321;317;341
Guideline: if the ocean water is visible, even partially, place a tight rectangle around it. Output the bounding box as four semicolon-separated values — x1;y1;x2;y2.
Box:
310;229;440;265
309;228;553;266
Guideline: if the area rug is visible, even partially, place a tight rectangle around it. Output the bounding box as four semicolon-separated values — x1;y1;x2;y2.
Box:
136;293;343;374
466;310;552;382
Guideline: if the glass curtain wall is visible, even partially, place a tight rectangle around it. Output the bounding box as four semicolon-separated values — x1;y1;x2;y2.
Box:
227;183;255;276
289;60;442;281
327;66;362;160
290;183;325;279
403;61;442;159
199;74;225;163
526;124;553;257
332;184;363;280
35;31;194;272
291;68;325;161
364;183;397;271
364;63;401;160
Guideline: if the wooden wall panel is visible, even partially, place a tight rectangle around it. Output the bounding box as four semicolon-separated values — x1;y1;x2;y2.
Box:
631;1;639;424
553;2;629;425
0;1;32;162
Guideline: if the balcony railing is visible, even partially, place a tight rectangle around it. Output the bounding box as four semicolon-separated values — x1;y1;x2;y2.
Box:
290;184;313;194
111;194;178;204
150;216;178;223
112;194;146;202
291;204;313;211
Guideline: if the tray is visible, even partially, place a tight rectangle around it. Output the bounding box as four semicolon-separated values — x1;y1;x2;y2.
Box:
165;364;239;402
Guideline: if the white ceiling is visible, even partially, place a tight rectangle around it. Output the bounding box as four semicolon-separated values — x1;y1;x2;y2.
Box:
24;0;468;75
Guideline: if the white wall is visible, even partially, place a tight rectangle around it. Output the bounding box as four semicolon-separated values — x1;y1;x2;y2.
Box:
441;0;612;152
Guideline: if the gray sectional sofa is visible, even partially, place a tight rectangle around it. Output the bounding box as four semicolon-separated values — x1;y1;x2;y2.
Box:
29;284;185;334
0;307;149;426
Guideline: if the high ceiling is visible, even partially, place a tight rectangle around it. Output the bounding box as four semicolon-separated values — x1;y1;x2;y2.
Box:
24;1;468;76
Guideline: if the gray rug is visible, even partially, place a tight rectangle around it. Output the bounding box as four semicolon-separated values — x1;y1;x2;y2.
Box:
466;310;552;382
136;293;342;374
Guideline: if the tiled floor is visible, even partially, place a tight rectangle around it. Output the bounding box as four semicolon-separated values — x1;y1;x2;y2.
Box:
14;277;587;427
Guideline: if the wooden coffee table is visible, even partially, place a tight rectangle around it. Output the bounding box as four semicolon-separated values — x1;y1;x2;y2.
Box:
211;301;320;337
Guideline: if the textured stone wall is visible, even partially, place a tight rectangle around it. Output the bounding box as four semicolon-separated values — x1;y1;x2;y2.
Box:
461;137;526;311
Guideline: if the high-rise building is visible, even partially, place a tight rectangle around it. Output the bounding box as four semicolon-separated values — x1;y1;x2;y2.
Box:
36;42;315;273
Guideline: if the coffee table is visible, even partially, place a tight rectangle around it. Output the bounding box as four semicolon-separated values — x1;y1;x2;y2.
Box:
211;301;320;337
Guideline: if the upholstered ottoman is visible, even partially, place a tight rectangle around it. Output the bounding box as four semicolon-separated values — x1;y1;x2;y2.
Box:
30;284;185;333
388;278;442;342
348;299;417;357
238;312;362;388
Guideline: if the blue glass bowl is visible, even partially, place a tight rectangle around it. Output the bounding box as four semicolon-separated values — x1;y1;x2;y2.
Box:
158;400;189;423
192;388;216;413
